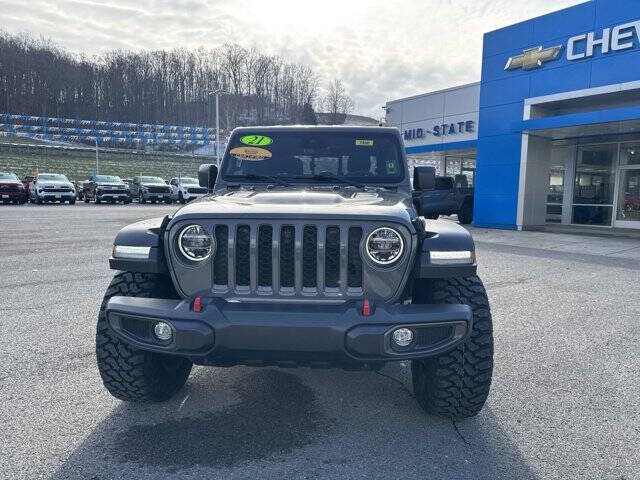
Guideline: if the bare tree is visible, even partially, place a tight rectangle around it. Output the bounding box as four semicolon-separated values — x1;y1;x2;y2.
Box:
322;79;354;124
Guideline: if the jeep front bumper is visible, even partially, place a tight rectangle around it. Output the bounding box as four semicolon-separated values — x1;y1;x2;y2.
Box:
105;296;472;368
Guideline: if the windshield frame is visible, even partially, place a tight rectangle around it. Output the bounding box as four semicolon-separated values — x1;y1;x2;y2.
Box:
94;175;122;183
219;129;407;187
139;176;166;184
39;174;69;182
0;172;19;181
179;177;198;184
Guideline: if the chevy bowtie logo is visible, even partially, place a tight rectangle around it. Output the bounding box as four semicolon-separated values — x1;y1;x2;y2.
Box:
504;45;563;71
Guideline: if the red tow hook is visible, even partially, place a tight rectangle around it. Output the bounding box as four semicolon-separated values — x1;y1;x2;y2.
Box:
193;295;203;313
362;299;371;317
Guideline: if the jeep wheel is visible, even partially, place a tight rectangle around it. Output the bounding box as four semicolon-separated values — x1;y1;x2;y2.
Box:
178;192;185;204
458;201;473;225
96;272;193;402
69;198;76;205
84;196;90;203
411;276;493;418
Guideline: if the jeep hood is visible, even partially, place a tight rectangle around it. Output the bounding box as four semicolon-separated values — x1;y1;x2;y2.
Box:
172;189;416;224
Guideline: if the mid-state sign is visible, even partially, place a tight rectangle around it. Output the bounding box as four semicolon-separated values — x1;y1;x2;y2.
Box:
403;120;475;141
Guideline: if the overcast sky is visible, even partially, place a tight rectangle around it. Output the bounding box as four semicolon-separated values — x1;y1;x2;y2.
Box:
2;0;585;119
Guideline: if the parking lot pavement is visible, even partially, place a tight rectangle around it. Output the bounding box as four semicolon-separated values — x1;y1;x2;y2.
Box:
1;205;638;480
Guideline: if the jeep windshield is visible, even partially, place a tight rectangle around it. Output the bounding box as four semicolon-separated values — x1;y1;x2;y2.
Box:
221;131;405;185
0;172;19;180
95;175;122;183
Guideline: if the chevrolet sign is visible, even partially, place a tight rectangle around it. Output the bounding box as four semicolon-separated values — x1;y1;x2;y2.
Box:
505;19;640;71
505;45;562;71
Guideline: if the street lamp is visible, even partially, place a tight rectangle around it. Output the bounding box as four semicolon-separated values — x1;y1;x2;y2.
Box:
207;89;230;166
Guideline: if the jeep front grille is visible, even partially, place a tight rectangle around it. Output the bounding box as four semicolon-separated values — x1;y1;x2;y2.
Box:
212;222;364;297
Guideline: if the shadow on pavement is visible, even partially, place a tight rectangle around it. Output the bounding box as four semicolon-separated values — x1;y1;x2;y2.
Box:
49;366;538;479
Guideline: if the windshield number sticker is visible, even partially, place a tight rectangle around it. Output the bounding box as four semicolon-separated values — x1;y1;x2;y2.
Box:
387;161;397;173
240;135;273;146
355;139;373;146
230;146;272;162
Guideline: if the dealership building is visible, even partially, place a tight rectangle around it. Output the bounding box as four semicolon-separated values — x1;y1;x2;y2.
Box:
386;0;640;231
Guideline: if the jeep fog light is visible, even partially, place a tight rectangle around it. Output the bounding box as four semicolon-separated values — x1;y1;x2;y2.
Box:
153;322;173;341
392;328;414;347
429;250;475;265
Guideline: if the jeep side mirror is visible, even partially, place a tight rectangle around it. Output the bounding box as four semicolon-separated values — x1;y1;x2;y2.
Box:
199;164;218;192
413;166;436;191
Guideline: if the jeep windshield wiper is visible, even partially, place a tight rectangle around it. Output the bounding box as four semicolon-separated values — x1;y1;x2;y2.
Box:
296;174;365;190
238;174;292;187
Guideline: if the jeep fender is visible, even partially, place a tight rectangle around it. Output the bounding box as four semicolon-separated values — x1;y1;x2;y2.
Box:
416;219;477;278
109;216;169;274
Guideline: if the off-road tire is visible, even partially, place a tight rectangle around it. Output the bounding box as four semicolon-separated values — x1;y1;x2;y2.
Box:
179;191;185;204
411;276;493;418
458;201;473;225
96;271;193;402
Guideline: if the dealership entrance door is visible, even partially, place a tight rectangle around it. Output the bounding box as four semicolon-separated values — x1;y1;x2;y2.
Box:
541;137;640;230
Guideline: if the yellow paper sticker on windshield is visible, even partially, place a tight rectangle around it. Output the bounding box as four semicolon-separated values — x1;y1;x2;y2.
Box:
355;139;373;146
240;135;273;146
230;146;272;162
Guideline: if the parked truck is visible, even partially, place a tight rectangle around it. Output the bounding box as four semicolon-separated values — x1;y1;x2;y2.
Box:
413;170;474;224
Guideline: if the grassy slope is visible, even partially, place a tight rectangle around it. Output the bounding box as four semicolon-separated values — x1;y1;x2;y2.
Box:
0;144;209;181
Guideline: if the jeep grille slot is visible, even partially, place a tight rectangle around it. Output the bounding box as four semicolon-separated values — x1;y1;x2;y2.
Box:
280;226;296;288
208;222;366;299
325;227;340;289
214;225;228;286
235;225;251;287
302;226;317;288
347;227;363;288
258;225;273;287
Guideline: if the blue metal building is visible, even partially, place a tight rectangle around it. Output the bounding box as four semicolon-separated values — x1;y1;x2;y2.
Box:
476;0;640;230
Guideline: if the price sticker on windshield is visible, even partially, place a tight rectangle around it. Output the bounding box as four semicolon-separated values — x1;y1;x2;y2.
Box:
230;146;272;162
355;139;373;146
240;135;273;146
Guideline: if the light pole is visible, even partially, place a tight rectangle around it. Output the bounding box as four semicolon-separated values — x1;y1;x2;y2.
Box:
207;89;229;166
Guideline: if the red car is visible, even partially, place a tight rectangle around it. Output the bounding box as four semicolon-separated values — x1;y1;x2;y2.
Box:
0;172;28;204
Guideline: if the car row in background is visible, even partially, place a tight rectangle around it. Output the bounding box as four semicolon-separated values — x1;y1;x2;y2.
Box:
0;171;207;205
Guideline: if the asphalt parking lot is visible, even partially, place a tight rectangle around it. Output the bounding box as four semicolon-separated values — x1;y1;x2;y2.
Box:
1;203;639;480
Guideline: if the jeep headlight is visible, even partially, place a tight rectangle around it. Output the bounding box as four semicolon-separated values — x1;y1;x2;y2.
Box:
178;224;214;262
366;227;404;265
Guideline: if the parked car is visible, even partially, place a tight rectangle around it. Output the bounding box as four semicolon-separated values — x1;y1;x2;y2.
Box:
98;126;493;419
129;176;173;204
413;172;474;224
29;173;76;204
22;175;34;200
0;172;28;204
83;174;131;204
169;177;208;203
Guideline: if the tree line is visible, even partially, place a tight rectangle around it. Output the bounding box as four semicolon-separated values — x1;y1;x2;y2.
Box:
0;31;355;129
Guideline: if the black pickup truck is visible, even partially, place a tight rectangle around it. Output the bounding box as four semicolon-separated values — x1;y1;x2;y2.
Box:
413;171;474;224
97;126;493;419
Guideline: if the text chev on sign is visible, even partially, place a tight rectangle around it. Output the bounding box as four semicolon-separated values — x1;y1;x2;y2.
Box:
404;120;475;140
567;20;640;60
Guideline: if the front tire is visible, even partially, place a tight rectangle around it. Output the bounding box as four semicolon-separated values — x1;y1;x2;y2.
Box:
96;272;193;402
411;276;493;419
458;201;473;225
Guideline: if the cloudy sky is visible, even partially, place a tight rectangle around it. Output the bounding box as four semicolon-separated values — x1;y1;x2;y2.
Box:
2;0;585;118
